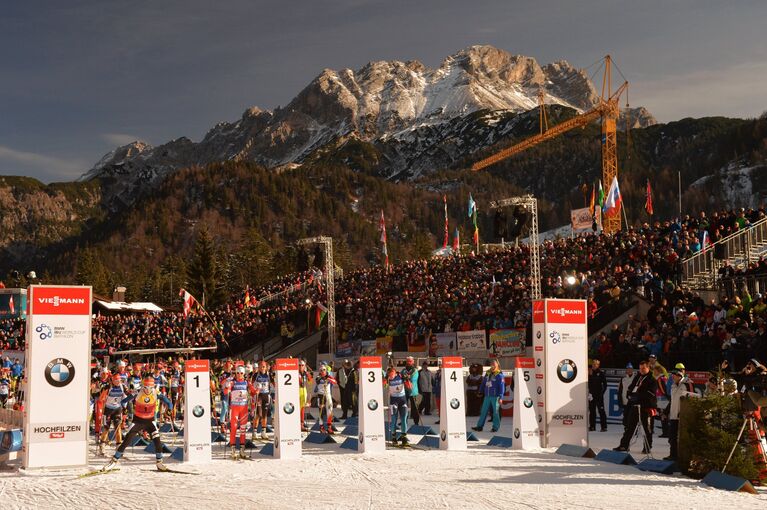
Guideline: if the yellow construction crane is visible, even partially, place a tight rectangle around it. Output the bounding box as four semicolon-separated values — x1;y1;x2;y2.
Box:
471;55;628;233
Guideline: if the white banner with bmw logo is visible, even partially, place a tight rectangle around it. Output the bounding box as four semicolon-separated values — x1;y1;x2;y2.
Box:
184;359;212;463
439;356;467;450
273;358;301;459
542;299;588;448
512;357;539;450
358;356;385;454
23;285;92;469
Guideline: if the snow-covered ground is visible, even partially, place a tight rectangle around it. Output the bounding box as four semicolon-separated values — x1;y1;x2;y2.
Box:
2;411;765;510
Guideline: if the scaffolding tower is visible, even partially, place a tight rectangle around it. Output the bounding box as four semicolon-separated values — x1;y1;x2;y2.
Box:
297;236;336;354
489;195;541;300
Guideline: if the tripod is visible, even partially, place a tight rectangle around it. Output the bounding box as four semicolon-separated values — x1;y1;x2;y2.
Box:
722;412;767;473
629;404;654;459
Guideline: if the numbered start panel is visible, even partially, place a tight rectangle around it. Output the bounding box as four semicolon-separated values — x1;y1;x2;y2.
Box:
273;358;301;459
184;359;212;463
439;356;467;450
512;357;539;450
358;356;385;453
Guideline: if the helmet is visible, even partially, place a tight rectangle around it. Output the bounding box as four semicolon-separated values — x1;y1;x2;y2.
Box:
236;366;246;375
111;374;122;384
674;363;685;370
142;376;155;388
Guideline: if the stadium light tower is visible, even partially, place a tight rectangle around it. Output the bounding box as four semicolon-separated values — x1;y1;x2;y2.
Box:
489;195;541;300
297;236;336;354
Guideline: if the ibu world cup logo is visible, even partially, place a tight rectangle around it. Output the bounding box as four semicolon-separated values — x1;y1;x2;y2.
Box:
192;405;204;418
449;398;460;410
45;358;75;387
367;399;379;411
549;331;561;344
36;324;53;340
283;402;295;414
523;397;533;408
557;359;577;383
536;358;541;367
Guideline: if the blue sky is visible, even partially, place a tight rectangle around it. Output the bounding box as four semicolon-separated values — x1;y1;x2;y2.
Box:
2;0;765;182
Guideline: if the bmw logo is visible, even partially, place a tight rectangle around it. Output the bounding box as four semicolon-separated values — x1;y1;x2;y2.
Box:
283;402;295;414
536;358;541;367
514;428;520;439
359;433;364;444
557;359;577;383
538;414;543;423
192;405;204;418
449;398;460;410
523;397;533;408
36;324;53;340
536;386;542;395
275;436;279;448
549;331;561;344
440;430;446;441
536;331;541;339
45;358;75;387
367;399;379;411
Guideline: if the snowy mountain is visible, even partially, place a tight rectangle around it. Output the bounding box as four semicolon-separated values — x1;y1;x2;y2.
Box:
81;45;655;203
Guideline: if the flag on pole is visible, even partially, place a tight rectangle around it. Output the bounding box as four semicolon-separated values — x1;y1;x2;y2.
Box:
443;195;449;248
379;209;389;270
244;290;251;307
472;201;479;251
316;302;328;328
179;288;196;318
597;180;605;208
467;193;476;218
9;295;14;315
602;176;623;218
589;184;595;213
644;179;654;215
452;227;460;252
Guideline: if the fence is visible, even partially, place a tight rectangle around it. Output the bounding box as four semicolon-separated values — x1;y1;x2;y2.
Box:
682;216;767;289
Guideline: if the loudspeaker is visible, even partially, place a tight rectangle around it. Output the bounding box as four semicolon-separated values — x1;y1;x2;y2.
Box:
556;444;596;458
594;449;637;465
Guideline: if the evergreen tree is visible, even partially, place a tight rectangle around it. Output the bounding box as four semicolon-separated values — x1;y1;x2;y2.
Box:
186;228;225;308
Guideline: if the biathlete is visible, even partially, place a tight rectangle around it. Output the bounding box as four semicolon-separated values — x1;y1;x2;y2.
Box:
298;360;312;431
104;375;169;471
229;365;256;459
98;373;131;455
251;361;272;440
313;365;337;434
386;366;409;446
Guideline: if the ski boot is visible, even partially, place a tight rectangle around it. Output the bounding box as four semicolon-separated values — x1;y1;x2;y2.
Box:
156;459;168;472
239;446;247;459
230;446;239;460
102;457;119;471
97;442;105;456
319;425;327;434
260;430;268;440
399;434;409;446
326;424;335;435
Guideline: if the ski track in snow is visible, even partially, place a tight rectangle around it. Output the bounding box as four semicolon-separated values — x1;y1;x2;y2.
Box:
1;416;766;510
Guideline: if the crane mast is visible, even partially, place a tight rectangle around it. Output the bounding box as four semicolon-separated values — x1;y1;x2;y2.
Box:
471;55;628;233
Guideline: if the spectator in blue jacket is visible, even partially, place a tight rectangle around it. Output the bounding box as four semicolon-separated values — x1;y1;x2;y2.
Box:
471;360;505;432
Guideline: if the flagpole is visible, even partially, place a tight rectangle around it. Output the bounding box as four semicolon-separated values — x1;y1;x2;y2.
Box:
622;202;629;229
678;171;682;217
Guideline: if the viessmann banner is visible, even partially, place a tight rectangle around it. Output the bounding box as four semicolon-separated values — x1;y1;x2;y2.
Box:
543;298;588;448
23;285;92;469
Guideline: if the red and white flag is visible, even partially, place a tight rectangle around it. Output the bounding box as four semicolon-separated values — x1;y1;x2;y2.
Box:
644;179;654;216
443;195;449;248
179;288;196;318
9;295;14;315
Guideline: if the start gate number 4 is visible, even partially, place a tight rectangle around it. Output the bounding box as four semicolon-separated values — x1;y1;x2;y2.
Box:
439;356;467;450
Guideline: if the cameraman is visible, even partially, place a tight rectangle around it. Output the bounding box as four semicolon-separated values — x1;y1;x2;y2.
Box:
614;359;657;453
735;358;767;413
